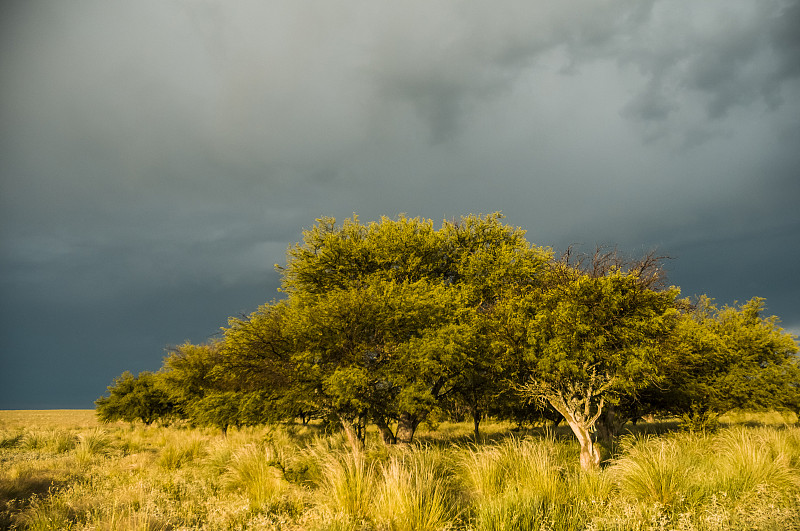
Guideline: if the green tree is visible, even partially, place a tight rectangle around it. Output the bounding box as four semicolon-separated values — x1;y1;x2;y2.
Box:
287;276;467;446
223;301;304;424
156;337;294;434
95;371;173;425
159;340;246;433
160;341;224;418
438;214;551;439
510;250;680;470
486;286;564;430
645;296;800;425
273;213;551;445
278;214;446;295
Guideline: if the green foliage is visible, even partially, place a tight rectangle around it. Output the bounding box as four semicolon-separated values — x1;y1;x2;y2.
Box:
647;296;800;419
160;341;224;414
222;301;303;424
95;213;800;474
246;213;551;444
522;260;679;402
95;371;173;425
506;249;680;469
679;404;721;433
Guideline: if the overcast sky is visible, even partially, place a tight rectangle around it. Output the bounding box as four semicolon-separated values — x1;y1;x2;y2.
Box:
1;0;799;409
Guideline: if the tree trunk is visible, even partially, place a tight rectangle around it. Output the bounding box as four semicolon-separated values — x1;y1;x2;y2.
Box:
544;392;603;471
595;404;625;449
567;420;601;471
537;380;607;471
396;412;422;443
472;408;482;441
375;417;397;445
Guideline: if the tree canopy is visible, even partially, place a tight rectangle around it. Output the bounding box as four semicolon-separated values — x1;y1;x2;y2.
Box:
95;371;173;425
95;213;799;470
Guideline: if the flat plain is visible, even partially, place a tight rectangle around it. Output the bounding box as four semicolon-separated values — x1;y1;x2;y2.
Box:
2;410;800;530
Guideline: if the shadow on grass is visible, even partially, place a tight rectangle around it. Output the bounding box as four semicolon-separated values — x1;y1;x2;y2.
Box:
0;467;74;528
413;422;579;448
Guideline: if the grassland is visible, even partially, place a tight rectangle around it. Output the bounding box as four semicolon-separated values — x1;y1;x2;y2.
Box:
2;410;799;530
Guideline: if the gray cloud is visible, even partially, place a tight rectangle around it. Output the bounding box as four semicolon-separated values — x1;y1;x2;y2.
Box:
1;0;798;408
619;0;800;132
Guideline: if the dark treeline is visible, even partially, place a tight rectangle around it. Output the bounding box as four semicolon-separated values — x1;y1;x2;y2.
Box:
96;213;799;470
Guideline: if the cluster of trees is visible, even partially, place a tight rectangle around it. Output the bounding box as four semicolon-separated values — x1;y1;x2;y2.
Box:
96;214;799;470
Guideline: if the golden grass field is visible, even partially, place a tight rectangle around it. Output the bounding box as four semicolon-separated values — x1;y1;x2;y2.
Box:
0;410;100;430
2;410;800;530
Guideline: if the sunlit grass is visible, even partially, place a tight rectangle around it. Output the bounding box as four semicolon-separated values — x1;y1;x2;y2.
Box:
315;448;377;524
0;410;99;430
156;434;205;470
719;409;798;427
1;411;799;529
713;426;798;497
22;429;77;453
376;446;464;530
611;433;706;510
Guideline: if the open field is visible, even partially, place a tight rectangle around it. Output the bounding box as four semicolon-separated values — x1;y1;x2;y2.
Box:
2;411;800;530
0;410;99;431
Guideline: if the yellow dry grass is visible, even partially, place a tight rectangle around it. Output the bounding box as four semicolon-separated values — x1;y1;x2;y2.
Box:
0;409;100;430
2;411;799;530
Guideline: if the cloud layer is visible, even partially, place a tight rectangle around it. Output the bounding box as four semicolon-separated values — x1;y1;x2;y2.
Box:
1;0;798;407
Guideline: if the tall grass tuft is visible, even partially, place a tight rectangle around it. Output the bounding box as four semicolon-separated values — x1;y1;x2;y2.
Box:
23;430;76;453
157;435;205;470
204;437;235;475
14;496;76;531
0;430;24;449
316;449;377;524
611;434;704;510
298;433;352;488
376;447;463;531
760;425;800;468
224;443;290;512
462;437;583;531
75;429;111;465
714;427;797;496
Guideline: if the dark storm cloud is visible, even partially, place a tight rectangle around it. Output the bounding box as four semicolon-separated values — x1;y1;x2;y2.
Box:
363;0;657;142
1;0;798;408
619;0;800;126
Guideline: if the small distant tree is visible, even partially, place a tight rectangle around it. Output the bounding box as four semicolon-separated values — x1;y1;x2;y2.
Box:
95;371;173;425
159;338;294;434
